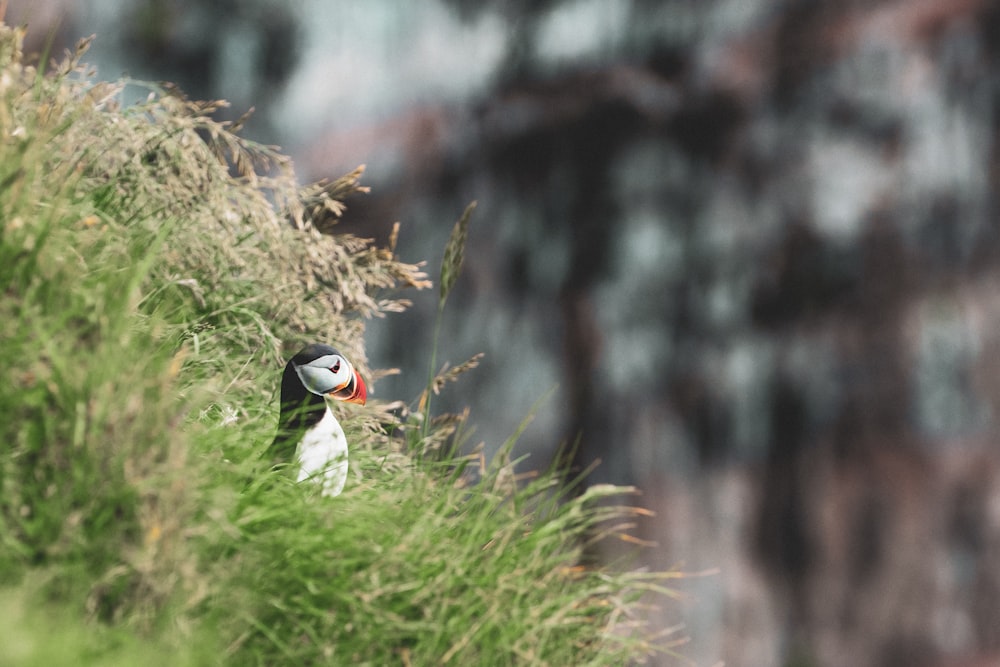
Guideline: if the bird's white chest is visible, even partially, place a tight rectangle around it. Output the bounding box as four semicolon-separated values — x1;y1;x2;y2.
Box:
296;405;349;497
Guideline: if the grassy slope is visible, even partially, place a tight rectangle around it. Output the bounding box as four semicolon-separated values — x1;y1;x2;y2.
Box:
0;25;679;665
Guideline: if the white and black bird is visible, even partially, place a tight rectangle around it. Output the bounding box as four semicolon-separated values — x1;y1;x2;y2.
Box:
270;343;367;497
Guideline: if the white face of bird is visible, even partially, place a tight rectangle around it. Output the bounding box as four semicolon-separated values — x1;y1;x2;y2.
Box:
293;354;367;405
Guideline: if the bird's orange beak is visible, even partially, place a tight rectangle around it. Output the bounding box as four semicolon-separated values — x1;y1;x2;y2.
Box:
330;369;367;406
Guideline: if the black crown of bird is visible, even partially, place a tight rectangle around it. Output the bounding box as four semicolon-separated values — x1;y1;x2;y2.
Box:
269;343;367;497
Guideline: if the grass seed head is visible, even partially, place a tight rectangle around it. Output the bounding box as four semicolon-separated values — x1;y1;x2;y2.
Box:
439;201;476;304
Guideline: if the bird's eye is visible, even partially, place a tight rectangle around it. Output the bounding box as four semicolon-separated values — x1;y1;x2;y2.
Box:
331;360;341;373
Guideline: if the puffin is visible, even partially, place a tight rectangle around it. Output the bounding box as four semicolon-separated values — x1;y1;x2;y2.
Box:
270;343;367;497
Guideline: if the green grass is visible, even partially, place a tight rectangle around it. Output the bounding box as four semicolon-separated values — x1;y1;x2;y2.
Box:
0;24;681;665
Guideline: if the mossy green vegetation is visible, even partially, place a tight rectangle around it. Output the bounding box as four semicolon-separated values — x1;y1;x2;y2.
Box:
0;25;680;664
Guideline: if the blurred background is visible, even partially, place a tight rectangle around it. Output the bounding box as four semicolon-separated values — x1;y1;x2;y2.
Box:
13;1;1000;665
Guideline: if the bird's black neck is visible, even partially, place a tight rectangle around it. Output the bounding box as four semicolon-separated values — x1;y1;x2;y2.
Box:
270;361;328;464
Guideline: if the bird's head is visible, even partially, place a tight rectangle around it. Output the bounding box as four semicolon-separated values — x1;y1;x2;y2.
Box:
291;343;367;406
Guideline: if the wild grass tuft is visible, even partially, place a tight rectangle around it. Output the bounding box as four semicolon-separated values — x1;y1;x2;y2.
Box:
0;24;683;665
418;201;477;443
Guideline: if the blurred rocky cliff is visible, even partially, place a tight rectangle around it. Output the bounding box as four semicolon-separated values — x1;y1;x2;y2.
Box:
17;1;1000;665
